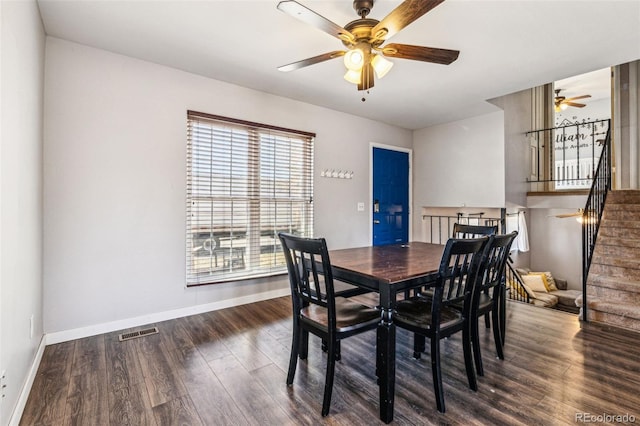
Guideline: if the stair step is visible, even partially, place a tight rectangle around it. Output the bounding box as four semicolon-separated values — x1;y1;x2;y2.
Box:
587;300;640;332
587;273;640;304
589;263;640;280
590;254;640;270
588;312;640;332
606;190;640;204
603;204;640;218
593;243;640;259
604;202;640;210
587;274;640;291
597;236;640;249
600;219;640;229
587;284;640;304
598;226;640;239
585;189;640;332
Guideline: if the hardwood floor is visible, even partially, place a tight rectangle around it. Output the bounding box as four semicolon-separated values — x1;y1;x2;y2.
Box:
20;297;640;425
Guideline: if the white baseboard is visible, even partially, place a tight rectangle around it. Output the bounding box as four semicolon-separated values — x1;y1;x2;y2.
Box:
45;287;290;345
9;336;46;426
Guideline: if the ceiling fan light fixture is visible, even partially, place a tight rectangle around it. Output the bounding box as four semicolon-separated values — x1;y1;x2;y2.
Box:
344;48;365;71
560;103;568;111
277;0;460;92
344;69;362;84
371;54;393;79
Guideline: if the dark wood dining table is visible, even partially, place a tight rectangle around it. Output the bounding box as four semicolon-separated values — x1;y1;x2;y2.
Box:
328;242;446;423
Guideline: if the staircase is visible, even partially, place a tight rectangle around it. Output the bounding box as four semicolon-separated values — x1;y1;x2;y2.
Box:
586;190;640;332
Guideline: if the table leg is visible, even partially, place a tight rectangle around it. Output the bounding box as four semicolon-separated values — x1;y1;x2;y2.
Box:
377;286;395;424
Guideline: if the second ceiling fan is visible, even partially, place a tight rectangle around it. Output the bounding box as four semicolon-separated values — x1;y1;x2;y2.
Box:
277;0;459;92
554;89;591;112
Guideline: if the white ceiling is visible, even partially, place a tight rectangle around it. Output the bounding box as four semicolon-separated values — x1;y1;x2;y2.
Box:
36;0;640;130
555;67;611;103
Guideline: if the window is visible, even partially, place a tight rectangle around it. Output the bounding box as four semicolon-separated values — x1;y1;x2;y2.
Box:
186;111;314;286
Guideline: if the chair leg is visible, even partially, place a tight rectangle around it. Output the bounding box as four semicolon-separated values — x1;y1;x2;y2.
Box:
464;321;479;389
484;312;490;329
430;337;445;413
413;333;426;359
471;315;484;377
321;337;337;417
499;285;507;346
287;324;301;385
322;339;341;361
299;330;309;360
492;306;504;360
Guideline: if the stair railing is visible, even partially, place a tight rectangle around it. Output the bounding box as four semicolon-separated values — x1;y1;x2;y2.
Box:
505;258;530;304
581;124;612;321
421;212;504;244
525;119;610;192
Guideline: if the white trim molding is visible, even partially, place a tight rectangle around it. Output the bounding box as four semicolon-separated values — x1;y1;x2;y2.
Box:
46;288;290;344
9;337;46;426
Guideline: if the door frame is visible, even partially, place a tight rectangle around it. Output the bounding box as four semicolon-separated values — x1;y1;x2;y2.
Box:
369;143;413;246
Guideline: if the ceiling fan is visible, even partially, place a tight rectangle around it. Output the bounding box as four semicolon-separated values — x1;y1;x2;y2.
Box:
277;0;459;92
553;210;583;218
548;209;586;222
554;89;591;112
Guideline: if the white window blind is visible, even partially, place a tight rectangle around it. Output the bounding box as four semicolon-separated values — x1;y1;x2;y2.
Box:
186;111;314;286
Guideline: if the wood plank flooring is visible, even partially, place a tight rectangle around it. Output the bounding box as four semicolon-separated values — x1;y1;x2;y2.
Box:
20;297;640;425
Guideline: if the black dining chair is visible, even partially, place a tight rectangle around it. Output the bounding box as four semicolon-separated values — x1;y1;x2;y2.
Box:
469;231;517;376
394;236;488;413
278;232;380;417
450;223;498;329
452;223;498;238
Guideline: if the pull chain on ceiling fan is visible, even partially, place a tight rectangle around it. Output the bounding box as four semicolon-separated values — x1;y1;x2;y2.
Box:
277;0;459;93
554;88;591;112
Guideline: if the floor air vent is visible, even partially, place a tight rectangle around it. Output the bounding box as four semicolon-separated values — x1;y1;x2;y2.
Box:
118;327;159;342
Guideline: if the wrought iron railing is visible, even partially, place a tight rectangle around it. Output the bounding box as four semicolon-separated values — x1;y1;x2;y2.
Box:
581;126;612;321
421;212;504;244
505;258;530;304
526;119;610;192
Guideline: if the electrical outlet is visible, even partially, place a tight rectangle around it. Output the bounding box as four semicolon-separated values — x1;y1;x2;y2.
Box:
357;202;365;212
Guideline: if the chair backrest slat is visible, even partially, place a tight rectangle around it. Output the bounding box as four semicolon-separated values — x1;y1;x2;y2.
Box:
452;223;498;239
433;237;489;325
475;231;518;301
279;233;336;326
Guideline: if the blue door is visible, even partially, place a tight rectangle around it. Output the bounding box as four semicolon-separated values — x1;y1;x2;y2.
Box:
372;147;409;246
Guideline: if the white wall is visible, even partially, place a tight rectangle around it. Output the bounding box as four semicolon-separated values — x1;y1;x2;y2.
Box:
529;208;583;290
613;60;640;189
496;88;533;209
43;38;412;335
411;111;505;240
1;1;45;424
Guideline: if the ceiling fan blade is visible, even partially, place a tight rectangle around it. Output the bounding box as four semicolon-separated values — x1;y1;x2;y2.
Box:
278;51;346;72
565;102;586;108
371;0;445;41
381;43;459;65
565;94;591;102
554;212;582;218
548;209;583;218
277;1;354;43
